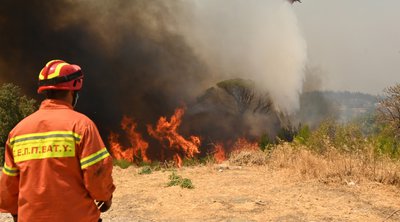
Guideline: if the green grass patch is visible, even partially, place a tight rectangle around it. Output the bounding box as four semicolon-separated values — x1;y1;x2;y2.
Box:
138;166;152;175
167;171;194;189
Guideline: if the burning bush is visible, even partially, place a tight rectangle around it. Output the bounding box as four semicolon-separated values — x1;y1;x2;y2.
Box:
147;108;201;167
110;108;201;167
108;116;149;163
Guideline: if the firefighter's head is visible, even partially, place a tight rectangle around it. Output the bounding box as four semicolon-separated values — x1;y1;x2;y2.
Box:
38;60;84;107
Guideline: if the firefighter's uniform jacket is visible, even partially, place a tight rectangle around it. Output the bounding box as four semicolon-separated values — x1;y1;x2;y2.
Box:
0;99;115;222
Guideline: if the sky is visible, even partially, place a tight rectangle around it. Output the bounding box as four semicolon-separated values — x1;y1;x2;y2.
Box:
293;0;400;95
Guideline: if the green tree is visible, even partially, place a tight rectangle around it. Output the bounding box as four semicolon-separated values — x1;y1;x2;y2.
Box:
0;83;37;164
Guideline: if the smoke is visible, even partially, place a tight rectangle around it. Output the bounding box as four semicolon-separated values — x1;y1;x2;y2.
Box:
0;0;306;151
303;65;326;92
176;0;307;113
0;0;209;129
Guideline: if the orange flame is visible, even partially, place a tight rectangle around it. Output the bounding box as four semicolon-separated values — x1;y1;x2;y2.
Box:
213;143;226;164
147;108;200;167
173;154;183;168
108;116;149;163
232;138;259;152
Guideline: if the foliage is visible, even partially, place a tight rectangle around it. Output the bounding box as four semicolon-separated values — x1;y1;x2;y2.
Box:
377;84;400;133
0;83;37;165
276;124;298;142
113;159;132;169
180;178;194;189
294;125;311;145
295;120;366;154
167;171;194;189
352;112;379;136
370;124;400;159
138;166;152;174
259;134;274;152
141;166;152;174
167;171;182;186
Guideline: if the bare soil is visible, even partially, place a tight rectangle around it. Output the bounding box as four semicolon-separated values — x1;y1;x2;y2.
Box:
1;164;400;222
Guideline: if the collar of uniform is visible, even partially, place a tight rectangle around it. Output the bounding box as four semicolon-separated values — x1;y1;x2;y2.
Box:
40;99;73;110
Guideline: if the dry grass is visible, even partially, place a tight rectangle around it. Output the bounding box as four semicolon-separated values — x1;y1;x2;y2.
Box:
229;149;268;166
228;138;268;166
229;143;400;186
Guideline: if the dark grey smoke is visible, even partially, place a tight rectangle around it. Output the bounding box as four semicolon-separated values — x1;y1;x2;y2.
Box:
0;0;306;159
0;0;208;132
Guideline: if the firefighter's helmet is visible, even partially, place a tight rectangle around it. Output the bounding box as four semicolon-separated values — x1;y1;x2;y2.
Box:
37;60;84;94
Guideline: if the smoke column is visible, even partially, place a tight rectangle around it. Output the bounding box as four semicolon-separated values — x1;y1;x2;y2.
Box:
176;0;307;113
0;0;306;149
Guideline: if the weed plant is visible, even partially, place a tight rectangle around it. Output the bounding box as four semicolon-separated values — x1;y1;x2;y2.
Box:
138;166;152;175
167;171;194;189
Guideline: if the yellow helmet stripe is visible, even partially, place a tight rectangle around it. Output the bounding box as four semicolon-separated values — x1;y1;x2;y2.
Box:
38;60;67;80
45;60;62;67
39;68;46;80
47;62;68;79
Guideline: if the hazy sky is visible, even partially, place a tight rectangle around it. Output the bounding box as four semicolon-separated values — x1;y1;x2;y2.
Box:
293;0;400;95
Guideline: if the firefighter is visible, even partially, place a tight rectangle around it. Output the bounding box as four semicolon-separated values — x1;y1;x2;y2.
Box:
0;60;115;222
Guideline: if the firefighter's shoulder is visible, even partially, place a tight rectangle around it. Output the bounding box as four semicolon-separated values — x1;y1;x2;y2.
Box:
69;109;99;129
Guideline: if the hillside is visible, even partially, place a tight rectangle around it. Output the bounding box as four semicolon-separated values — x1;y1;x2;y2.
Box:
298;91;378;127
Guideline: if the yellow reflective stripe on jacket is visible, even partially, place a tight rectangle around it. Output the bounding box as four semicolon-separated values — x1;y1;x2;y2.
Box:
9;131;81;163
2;164;19;176
9;131;82;147
80;148;110;169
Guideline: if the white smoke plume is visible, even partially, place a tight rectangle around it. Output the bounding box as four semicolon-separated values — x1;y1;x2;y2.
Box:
174;0;307;113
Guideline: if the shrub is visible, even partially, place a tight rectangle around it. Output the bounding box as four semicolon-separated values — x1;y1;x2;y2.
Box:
294;125;311;145
167;171;182;186
370;124;400;159
180;178;195;189
138;166;152;175
167;171;194;189
259;134;274;152
0;83;37;165
302;120;366;154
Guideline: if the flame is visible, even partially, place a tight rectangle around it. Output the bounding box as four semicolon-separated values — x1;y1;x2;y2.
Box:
212;138;258;164
232;138;259;152
108;108;263;167
213;143;226;164
108;116;149;163
147;108;200;167
173;154;183;168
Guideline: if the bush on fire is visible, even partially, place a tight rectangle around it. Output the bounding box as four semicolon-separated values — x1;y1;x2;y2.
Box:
0;83;37;165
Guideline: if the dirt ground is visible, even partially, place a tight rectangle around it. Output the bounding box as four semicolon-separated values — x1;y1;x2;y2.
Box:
1;164;400;222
